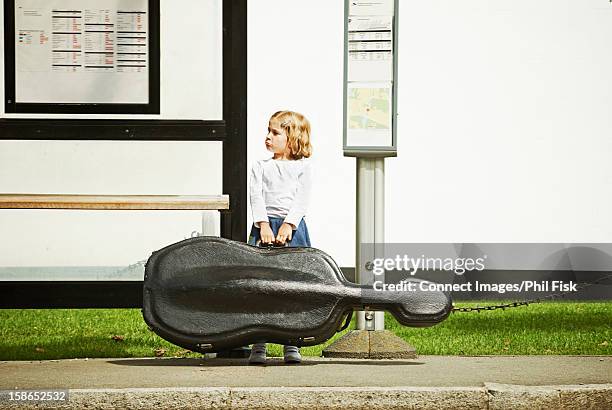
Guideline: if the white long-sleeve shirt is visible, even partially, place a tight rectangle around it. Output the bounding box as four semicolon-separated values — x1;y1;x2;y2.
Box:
250;158;312;228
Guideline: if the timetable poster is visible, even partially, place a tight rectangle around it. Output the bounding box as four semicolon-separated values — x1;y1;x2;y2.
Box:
14;0;149;104
345;0;395;149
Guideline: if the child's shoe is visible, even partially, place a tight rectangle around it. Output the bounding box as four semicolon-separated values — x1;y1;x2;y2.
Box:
283;345;301;364
248;343;267;365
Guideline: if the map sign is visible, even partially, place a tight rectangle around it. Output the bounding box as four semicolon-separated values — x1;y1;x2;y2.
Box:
348;87;390;130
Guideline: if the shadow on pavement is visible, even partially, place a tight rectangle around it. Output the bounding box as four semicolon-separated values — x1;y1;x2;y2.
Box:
108;358;425;367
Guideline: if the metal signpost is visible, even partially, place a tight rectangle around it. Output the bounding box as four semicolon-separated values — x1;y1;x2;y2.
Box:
344;0;398;331
323;0;415;358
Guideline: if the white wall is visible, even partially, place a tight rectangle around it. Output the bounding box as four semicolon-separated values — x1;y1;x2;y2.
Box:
0;0;224;267
389;0;612;243
248;0;612;268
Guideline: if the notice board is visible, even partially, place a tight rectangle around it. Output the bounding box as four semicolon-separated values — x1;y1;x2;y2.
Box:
4;0;160;114
343;0;398;157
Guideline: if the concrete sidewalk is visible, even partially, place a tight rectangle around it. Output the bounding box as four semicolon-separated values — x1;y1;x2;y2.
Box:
1;356;611;409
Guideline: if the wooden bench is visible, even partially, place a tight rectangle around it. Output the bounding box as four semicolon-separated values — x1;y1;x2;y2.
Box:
0;193;230;308
0;194;229;210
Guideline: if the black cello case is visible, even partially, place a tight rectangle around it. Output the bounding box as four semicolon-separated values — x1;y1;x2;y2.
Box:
143;236;452;353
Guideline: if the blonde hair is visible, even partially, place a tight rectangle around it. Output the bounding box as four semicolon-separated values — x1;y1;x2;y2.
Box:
270;110;312;159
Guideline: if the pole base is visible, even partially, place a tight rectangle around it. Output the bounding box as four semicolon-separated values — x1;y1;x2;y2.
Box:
322;330;417;359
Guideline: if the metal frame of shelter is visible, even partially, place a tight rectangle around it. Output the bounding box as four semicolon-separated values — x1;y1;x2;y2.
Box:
0;0;248;308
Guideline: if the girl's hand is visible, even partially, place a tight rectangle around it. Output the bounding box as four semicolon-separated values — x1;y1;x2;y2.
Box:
259;222;275;244
275;223;293;245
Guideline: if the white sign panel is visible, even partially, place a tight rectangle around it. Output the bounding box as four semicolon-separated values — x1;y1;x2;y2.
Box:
15;0;149;104
348;16;393;82
345;0;396;155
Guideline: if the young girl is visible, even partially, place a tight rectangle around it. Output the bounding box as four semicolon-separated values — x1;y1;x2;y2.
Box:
247;110;313;364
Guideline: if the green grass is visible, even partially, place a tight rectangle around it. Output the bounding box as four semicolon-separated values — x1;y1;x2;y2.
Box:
387;301;612;356
0;302;610;360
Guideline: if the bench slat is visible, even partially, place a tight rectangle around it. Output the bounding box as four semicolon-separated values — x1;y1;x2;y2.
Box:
0;194;229;210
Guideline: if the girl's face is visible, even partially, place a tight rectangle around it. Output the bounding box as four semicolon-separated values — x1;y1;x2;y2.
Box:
265;119;289;158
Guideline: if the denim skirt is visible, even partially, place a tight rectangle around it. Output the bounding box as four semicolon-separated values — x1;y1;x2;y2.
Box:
248;217;311;247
